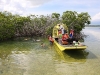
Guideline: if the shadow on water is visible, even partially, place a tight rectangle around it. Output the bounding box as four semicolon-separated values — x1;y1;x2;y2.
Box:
63;50;89;59
54;45;90;63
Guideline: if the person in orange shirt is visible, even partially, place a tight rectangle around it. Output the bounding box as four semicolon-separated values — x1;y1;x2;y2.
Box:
62;33;69;41
62;33;69;45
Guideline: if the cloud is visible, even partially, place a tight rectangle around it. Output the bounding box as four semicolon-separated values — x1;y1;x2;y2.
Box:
90;12;100;25
0;0;26;15
0;0;100;24
26;0;52;6
0;0;52;16
92;13;100;21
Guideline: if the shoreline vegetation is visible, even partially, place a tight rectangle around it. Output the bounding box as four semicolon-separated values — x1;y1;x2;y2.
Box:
0;11;91;41
85;25;100;27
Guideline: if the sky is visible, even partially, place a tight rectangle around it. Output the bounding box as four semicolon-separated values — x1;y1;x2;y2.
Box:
0;0;100;25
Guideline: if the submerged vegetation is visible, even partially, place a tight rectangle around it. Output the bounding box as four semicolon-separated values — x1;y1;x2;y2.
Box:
0;11;91;41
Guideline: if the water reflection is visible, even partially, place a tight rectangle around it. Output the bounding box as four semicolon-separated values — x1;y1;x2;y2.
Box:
0;39;57;75
0;29;100;75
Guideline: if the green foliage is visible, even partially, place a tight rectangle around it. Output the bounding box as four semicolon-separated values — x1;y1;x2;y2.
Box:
0;10;91;41
0;11;15;41
0;11;31;41
29;15;54;36
52;13;60;19
51;13;61;24
13;16;31;36
62;11;91;33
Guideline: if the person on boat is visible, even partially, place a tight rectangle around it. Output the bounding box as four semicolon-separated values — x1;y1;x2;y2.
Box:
60;24;64;34
58;29;62;44
58;29;62;38
67;35;78;44
69;29;74;38
61;33;69;45
62;32;75;44
58;25;63;42
48;35;54;45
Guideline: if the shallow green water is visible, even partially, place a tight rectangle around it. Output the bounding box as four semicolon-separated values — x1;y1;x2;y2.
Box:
0;27;100;75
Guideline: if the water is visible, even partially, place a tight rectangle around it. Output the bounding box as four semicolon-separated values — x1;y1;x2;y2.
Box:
0;27;100;75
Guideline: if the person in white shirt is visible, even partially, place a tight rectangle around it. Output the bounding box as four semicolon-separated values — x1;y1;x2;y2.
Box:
59;24;64;34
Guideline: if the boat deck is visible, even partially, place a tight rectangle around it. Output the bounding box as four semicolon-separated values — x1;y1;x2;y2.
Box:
59;43;74;47
58;40;86;48
60;43;86;47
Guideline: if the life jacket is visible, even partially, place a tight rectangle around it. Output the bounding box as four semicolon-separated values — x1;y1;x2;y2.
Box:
62;34;69;41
